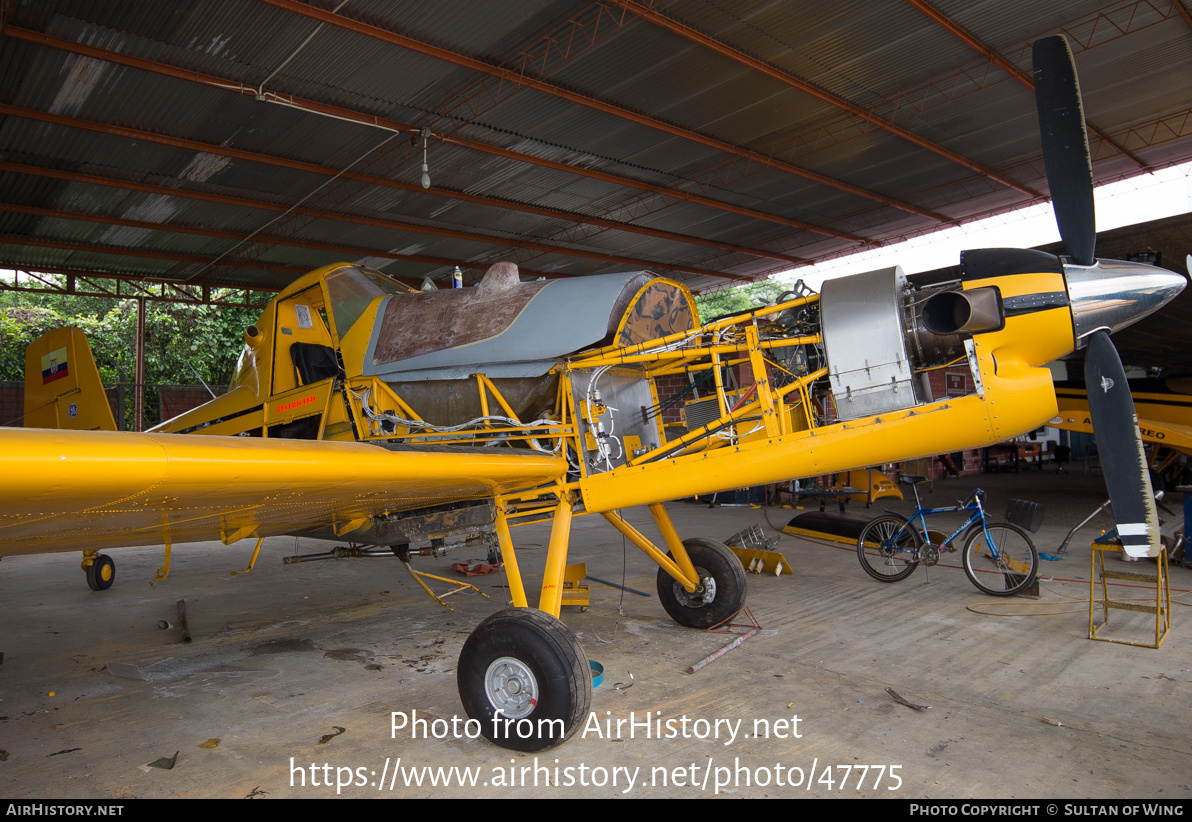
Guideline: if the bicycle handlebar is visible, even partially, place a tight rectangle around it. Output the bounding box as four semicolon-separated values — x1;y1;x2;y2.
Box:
957;489;986;508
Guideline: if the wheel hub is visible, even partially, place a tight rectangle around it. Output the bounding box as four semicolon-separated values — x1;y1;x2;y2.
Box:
673;568;716;608
484;657;539;720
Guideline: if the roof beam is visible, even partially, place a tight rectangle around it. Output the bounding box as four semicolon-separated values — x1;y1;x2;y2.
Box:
259;0;953;223
1176;0;1192;33
0;266;276;306
239;1;771;279
0;104;807;267
613;0;1040;199
676;0;1182;203
417;2;633;140
0;202;561;278
6;26;869;246
903;0;1149;170
0;235;311;275
0;161;741;281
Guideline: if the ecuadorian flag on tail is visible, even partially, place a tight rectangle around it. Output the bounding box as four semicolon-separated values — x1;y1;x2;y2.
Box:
40;347;69;385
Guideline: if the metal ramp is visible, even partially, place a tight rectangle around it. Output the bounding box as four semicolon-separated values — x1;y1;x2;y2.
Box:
726;525;792;575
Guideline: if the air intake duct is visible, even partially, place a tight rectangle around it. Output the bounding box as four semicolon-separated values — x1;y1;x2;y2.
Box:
921;288;1004;335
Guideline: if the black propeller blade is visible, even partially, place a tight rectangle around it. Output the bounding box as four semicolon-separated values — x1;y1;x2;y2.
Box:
1033;36;1097;267
1035;36;1164;557
1083;330;1160;556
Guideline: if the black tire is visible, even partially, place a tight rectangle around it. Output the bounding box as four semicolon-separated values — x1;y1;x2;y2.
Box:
656;538;747;629
961;521;1038;596
857;515;921;582
85;554;115;591
457;608;591;752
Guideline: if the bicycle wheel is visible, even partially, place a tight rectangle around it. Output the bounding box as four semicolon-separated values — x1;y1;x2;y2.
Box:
857;515;921;582
961;521;1038;596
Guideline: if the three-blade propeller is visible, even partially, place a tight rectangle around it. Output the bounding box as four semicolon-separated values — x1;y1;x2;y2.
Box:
1033;36;1160;557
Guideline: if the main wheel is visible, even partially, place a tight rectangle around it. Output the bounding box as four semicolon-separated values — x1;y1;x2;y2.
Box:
457;608;591;752
857;515;921;582
85;554;115;591
961;521;1038;596
656;538;747;629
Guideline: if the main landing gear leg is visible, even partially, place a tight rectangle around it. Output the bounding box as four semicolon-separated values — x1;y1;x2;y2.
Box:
494;506;528;608
602;503;748;629
457;494;591;752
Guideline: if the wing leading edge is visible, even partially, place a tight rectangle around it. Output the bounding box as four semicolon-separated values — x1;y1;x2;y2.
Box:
0;428;566;556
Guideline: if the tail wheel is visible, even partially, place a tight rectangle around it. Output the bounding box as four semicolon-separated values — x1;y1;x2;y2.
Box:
85;554;115;591
656;538;747;629
457;608;590;752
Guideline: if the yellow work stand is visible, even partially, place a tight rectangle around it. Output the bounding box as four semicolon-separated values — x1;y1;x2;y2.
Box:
1089;542;1170;649
561;563;590;611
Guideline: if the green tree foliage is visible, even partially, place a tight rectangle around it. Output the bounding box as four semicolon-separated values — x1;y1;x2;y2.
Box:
692;279;801;322
0;290;261;388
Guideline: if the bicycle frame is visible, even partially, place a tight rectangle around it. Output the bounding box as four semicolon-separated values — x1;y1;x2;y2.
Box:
904;483;989;556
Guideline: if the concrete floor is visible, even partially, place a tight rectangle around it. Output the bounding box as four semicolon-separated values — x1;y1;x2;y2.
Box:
2;465;1190;799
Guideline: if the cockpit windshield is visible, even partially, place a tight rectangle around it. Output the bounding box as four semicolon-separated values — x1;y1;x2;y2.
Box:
230;343;258;393
324;266;414;339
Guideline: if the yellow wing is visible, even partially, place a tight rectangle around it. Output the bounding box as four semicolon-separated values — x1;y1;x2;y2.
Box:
0;428;565;556
1054;384;1192;456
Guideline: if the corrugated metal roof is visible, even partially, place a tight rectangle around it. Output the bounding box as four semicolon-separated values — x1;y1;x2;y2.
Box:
0;0;1188;297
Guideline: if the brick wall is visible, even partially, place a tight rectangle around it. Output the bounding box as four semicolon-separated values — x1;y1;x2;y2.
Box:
0;382;217;430
0;381;22;427
1;381;126;429
926;366;973;402
159;384;223;424
921;366;983;477
652;373;693;425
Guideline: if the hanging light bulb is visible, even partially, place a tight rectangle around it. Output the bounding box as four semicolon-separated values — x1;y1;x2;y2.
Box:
420;127;431;189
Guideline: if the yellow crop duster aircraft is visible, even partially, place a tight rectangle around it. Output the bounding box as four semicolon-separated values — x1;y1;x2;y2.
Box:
0;36;1185;751
1052;374;1192;485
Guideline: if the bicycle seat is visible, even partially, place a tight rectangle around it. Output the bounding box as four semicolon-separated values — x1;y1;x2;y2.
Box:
897;474;928;485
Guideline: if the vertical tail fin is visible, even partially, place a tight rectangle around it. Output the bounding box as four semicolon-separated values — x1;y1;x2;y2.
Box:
23;327;117;431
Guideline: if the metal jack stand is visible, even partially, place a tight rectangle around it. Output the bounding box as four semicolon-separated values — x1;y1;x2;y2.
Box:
1089;541;1170;649
402;559;489;610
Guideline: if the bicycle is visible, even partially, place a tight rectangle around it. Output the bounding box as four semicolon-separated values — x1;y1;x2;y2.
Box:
856;475;1039;596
